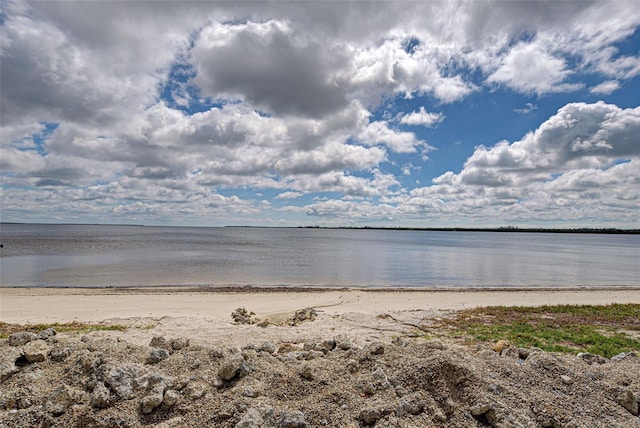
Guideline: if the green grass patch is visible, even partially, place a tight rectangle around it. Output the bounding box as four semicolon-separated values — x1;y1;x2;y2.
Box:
0;321;126;338
440;303;640;358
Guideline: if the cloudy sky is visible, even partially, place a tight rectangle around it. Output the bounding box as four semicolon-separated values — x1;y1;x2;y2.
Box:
1;1;639;228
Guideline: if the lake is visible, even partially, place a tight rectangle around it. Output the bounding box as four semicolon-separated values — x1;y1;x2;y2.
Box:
0;224;638;288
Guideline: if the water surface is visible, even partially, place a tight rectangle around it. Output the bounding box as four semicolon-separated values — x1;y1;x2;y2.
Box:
1;224;638;288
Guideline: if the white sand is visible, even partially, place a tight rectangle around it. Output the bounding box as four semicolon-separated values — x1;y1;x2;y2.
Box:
2;287;638;348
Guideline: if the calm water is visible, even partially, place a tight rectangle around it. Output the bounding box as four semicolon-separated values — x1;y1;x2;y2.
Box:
0;224;638;288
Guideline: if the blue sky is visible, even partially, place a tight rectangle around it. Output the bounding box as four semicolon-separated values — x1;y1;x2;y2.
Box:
1;1;639;228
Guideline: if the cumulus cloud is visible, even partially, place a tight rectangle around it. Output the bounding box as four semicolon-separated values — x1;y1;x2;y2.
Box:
399;107;445;127
1;1;639;226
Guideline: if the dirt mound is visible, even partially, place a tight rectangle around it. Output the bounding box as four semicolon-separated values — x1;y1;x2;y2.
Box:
1;330;639;427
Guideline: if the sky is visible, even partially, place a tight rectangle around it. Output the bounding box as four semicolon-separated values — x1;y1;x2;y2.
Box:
1;1;639;228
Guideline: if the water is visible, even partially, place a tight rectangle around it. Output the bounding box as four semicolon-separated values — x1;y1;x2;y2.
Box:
0;224;638;288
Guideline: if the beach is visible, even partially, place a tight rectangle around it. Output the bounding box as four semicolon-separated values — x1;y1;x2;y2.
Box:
2;287;640;427
1;286;639;351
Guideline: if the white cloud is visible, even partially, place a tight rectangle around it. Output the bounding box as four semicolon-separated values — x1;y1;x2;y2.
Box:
486;41;582;94
399;107;445;127
1;1;639;226
590;80;621;95
276;191;304;199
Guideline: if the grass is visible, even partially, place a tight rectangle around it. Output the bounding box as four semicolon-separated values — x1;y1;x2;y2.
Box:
438;303;640;358
0;321;126;339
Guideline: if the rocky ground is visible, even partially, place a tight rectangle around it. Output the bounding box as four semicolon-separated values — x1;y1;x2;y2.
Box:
1;312;639;428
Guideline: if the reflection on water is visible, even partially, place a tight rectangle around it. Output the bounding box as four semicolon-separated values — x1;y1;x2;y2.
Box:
1;224;638;287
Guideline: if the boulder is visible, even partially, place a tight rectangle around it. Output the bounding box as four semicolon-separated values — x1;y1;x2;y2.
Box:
37;328;57;340
236;402;275;428
104;364;148;400
146;348;170;364
140;384;165;414
22;339;51;363
0;347;22;381
8;332;37;347
218;353;249;381
90;382;112;409
46;384;84;415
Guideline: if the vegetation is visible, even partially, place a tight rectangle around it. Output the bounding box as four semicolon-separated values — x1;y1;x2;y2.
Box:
439;304;640;358
0;321;126;339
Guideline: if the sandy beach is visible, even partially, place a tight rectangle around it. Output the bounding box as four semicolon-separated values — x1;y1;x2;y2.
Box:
2;286;639;349
3;286;640;324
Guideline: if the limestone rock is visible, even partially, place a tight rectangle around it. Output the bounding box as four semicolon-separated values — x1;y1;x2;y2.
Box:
288;308;317;326
146;348;170;364
334;334;353;350
90;382;112;409
183;381;207;400
259;342;276;354
0;347;22;381
219;353;249;381
150;336;170;349
162;389;180;407
50;347;71;362
46;384;83;415
279;410;307;428
577;352;607;365
616;390;639;416
37;328;57;340
232;307;257;325
358;407;382;425
236;402;275;428
103;363;152;400
8;332;37;347
22;339;51;363
140;384;165;414
493;340;510;353
171;338;189;351
369;343;385;355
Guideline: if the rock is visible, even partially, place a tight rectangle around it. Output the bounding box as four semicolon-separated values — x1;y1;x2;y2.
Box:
218;354;249;381
0;347;22;381
396;396;424;417
8;332;37;346
560;375;573;385
171;338;189;351
372;367;391;390
300;365;315;381
369;343;385;355
37;328;57;340
232;307;257;325
146;348;170;364
236;402;275;428
518;348;530;360
358;407;382;425
183;381;207;400
279;410;307;428
316;339;336;354
577;352;607;365
90;382;112;409
334;334;353;350
103;363;151;400
150;336;170;349
493;340;510;353
288;308;317;326
470;403;493;417
616;390;639;416
258;342;276;354
162;389;180;407
46;384;84;415
611;352;630;362
22;339;51;363
140;384;165;414
50;347;71;362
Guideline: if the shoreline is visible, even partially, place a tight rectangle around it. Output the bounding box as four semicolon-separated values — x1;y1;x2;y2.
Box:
2;286;639;325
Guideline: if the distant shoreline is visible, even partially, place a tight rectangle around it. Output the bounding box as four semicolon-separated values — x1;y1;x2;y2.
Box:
2;222;639;234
